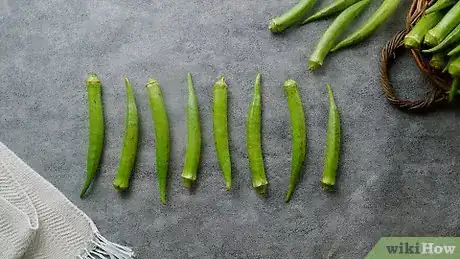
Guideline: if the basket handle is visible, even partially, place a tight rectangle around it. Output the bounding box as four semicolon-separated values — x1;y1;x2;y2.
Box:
379;0;448;111
379;30;447;111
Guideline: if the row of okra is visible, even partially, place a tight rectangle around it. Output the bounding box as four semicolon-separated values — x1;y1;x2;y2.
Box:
80;73;341;204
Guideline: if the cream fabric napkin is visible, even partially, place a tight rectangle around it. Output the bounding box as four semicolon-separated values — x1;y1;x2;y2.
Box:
0;142;135;259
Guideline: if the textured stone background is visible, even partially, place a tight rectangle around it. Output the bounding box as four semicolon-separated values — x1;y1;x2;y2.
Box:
1;0;460;258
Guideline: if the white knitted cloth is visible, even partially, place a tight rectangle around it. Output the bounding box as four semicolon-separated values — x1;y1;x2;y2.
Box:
0;142;135;259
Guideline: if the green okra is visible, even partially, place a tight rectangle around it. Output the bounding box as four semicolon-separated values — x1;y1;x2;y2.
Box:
247;73;268;196
146;78;170;205
113;77;139;191
309;0;371;70
449;55;460;77
213;76;232;190
443;54;458;73
448;56;460;102
301;0;362;24
181;73;202;188
424;23;460;53
269;0;317;33
284;79;307;203
429;53;447;70
331;0;402;52
425;0;457;14
321;84;341;191
80;73;104;199
404;11;446;49
424;1;460;47
448;78;459;102
448;44;460;56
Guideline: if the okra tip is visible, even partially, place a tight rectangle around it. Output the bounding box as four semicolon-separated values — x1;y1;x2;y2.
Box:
112;179;129;192
86;73;100;84
300;17;312;25
214;76;228;89
283;79;298;89
254;73;262;92
285;191;293;203
448;48;459;56
182;178;194;189
325;83;332;92
225;182;232;191
331;37;354;52
146;78;160;88
79;183;90;199
330;43;344;52
448;79;459;102
308;60;321;71
422;48;436;54
449;59;460;77
124;76;131;87
268;18;282;33
255;72;261;81
255;185;268;197
423;31;439;47
430;59;445;71
80;175;95;198
181;173;195;189
403;36;420;50
79;190;87;199
320;179;336;192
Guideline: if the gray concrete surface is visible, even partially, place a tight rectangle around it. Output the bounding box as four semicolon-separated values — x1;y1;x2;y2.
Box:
1;0;460;258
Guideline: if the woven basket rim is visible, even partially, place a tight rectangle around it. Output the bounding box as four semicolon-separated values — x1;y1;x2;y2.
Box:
379;0;451;111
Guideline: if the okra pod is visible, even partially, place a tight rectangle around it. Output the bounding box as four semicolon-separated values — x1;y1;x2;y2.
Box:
429;53;447;70
321;84;341;192
80;73;104;198
424;23;460;53
404;11;445;49
269;0;317;33
213;77;232;190
113;77;139;191
448;56;460;101
443;54;458;73
284;80;306;202
181;73;202;188
425;0;457;14
247;73;269;196
146;78;170;204
424;1;460;46
309;0;371;70
301;0;362;24
331;0;402;52
448;44;460;56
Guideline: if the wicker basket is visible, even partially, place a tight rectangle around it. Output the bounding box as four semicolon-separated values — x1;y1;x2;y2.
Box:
380;0;452;111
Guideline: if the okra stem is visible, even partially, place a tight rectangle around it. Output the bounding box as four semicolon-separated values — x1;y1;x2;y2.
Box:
424;23;460;53
404;11;445;49
424;1;460;47
269;0;317;33
429;53;447;70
